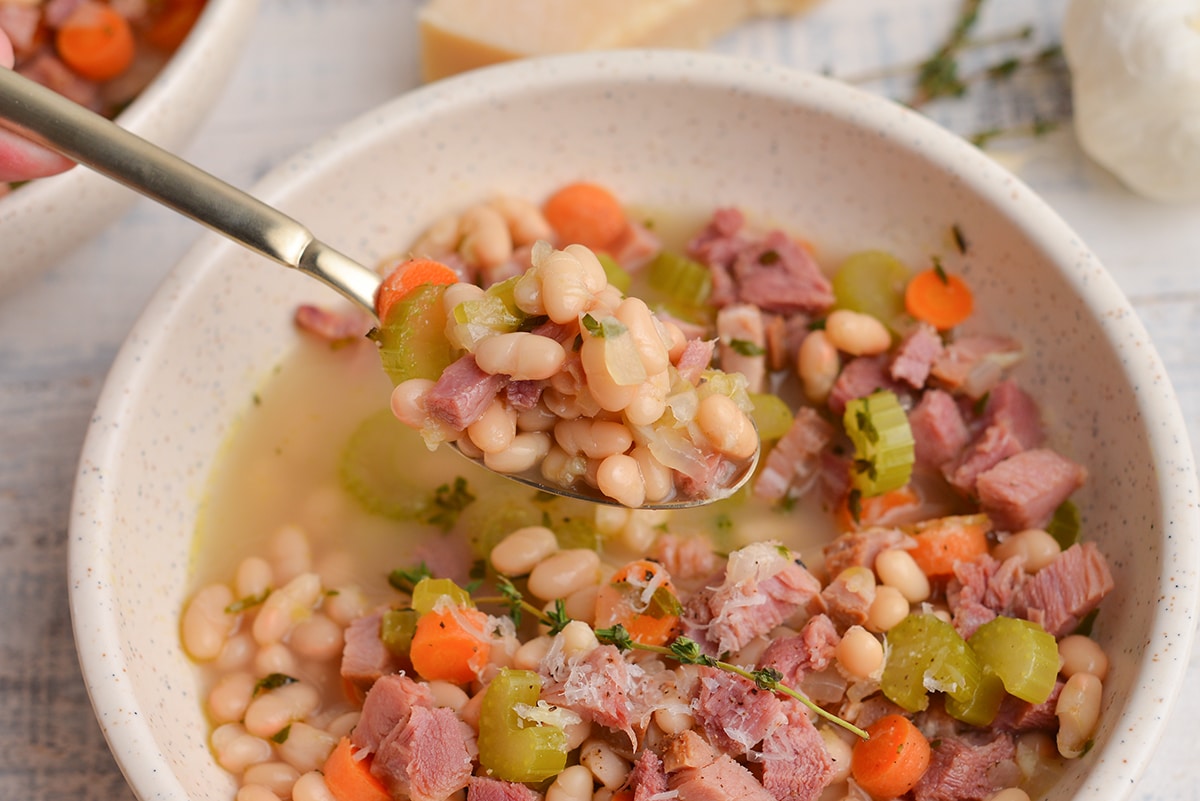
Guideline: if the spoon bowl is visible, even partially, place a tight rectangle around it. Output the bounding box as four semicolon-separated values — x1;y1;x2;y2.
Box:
0;66;759;509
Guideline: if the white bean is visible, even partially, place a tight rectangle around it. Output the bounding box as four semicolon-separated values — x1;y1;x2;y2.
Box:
624;372;669;427
212;723;273;774
835;625;884;679
427;680;471;712
390;378;435;428
580;335;638;412
215;633;256;671
182;583;236;661
593;506;630;537
490;195;554;246
541;445;589;488
411;214;460;257
292;771;338;801
874;549;931;603
516;401;559;432
563;243;608;294
208;671;258;724
244;681;321;739
255;641;297;677
327;711;360;740
987;789;1031;801
253;572;322;646
547;764;595;801
824;309;891;356
994;528;1061;573
1058;635;1109;681
527;549;601;601
615;297;670;375
243;762;300;799
513;635;554;671
597;453;646;508
1056;672;1102;758
564;584;600;625
458;204;513;268
236;557;274;600
475;332;567;381
236;785;281;801
540;252;592;323
631;446;673;504
491;526;560;576
797;330;840;404
277;723;338;774
866;585;910;632
467;399;517;454
696;393;757;460
653;689;695;735
484;431;551;474
290;613;344;662
269;525;313;585
579;738;631;790
560;620;600;659
818;726;854;784
323;585;369;627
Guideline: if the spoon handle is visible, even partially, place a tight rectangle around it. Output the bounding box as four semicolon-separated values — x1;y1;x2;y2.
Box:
0;67;380;315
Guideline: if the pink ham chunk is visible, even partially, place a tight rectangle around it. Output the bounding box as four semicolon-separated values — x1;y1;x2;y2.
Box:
371;706;475;801
975;448;1086;531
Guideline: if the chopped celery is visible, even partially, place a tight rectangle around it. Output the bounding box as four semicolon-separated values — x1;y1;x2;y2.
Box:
477;669;568;783
969;616;1058;704
844;390;915;496
832;250;911;332
458;489;548;559
339;410;433;520
945;670;1006;727
1046;500;1081;549
450;276;527;350
371;283;456;385
380;608;418;658
597;252;632;294
410;577;473;615
645;250;712;321
881;613;982;712
748;392;794;441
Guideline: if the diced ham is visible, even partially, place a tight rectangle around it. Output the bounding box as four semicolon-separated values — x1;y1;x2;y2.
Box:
467;776;542;801
505;379;544;411
651;533;718;584
541;644;637;743
976;448;1087;531
608;219;661;271
982;380;1044;449
371;706;475;801
758;614;840;686
827;355;909;417
942;423;1026;496
351;673;433;754
664;731;774;801
821;527;910;579
1012;542;1113;637
717;303;767;393
693;668;785;755
908;389;970;470
687;207;750;272
753;407;834;502
675;338;716;385
993;680;1063;732
912;733;1017;801
341;610;405;697
628;750;670;801
43;0;85;28
732;230;834;315
17;50;101;110
844;693;907;730
0;5;40;52
820;567;875;629
890;322;944;388
945;553;1026;639
930;335;1023;398
410;532;475;587
294;304;373;343
425;355;508;429
701;543;825;655
760;700;835;801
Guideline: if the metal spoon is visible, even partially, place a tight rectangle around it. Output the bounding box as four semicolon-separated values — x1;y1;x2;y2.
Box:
0;66;759;509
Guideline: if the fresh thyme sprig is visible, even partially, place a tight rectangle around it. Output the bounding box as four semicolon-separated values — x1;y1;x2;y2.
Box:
594;624;868;740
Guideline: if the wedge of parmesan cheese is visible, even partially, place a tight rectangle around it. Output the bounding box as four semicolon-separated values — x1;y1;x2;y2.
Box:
418;0;824;82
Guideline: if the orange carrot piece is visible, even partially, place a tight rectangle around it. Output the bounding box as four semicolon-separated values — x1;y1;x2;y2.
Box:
323;736;391;801
542;182;628;251
594;559;681;646
374;257;458;323
907;514;991;577
56;2;136;82
144;0;206;51
409;606;491;684
904;266;974;330
835;485;921;532
851;714;932;800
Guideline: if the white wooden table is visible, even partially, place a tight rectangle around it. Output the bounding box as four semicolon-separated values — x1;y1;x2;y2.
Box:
1;1;1197;798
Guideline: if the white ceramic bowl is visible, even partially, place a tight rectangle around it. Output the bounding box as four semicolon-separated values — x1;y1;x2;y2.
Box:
69;51;1199;801
0;0;259;296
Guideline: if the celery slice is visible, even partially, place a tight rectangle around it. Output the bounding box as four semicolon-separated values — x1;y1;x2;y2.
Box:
844;390;915;496
477;669;568;782
1046;500;1081;549
339;410;433;520
646;250;712;315
747;392;794;441
597;252;632;294
410;577;473;615
380;608;418;657
832;250;910;333
945;669;1006;727
969;616;1058;704
371;283;456;385
881;612;982;712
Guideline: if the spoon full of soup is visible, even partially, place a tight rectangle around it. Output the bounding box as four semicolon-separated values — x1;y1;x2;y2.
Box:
0;66;760;509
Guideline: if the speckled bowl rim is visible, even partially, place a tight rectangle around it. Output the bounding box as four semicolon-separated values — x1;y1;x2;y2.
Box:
68;50;1200;801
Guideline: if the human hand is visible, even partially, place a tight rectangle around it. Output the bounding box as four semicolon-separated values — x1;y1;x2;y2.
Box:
1;29;75;183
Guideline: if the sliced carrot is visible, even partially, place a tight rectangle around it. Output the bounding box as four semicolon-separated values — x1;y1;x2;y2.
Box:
904;266;974;330
144;0;206;51
409;606;492;684
850;714;932;801
594;559;681;646
835;485;921;532
374;257;458;323
323;736;390;801
56;2;136;82
542;181;628;251
906;514;991;577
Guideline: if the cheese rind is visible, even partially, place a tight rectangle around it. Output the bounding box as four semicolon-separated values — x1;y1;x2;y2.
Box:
418;0;823;82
